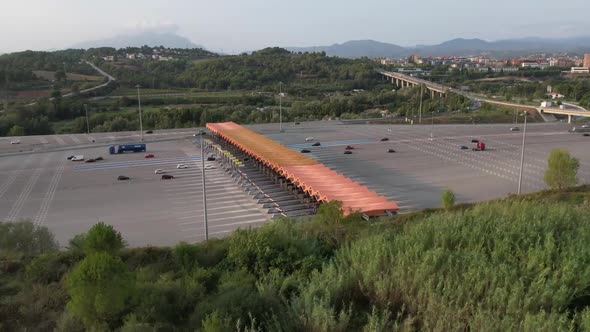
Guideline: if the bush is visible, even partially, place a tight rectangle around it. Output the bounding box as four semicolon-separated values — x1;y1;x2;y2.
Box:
441;189;456;209
0;221;59;256
82;222;126;255
544;148;579;190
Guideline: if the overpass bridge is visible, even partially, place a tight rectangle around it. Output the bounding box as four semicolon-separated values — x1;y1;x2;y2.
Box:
380;70;590;122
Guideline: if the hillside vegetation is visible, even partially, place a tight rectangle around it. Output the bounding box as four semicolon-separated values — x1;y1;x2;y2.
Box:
2;188;590;331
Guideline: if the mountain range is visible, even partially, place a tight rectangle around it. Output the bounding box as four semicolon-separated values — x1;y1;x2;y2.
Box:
286;37;590;58
72;31;204;49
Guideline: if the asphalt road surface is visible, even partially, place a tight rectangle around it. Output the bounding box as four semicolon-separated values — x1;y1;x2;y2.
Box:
1;121;588;247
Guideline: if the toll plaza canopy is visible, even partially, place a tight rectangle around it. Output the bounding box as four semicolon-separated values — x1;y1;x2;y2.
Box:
207;122;399;216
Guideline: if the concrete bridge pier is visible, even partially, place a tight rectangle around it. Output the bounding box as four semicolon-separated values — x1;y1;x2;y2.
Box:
568;114;573;124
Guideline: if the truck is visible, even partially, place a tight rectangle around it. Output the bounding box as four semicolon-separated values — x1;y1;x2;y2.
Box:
109;143;146;154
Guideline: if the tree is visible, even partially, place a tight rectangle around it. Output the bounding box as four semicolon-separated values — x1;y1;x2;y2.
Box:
83;222;126;255
7;125;25;136
441;189;456;210
55;70;67;82
66;252;133;329
544;148;579;190
0;220;58;255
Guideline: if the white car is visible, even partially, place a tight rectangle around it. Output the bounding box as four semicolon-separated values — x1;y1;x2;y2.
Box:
582;124;590;129
305;137;314;141
176;164;188;169
154;169;165;174
204;165;217;170
71;155;84;161
10;140;20;144
510;127;520;131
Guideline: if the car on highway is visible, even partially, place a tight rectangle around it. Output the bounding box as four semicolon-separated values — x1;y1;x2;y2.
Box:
67;155;75;160
10;140;20;144
154;169;165;174
145;130;153;134
207;156;216;161
582;124;589;129
117;175;130;181
510;127;520;131
460;145;469;150
95;157;104;161
387;149;396;153
300;149;311;153
295;122;300;125
305;137;314;141
193;132;206;136
176;164;188;169
344;150;352;155
161;174;174;180
145;153;155;158
471;139;479;143
312;142;321;146
380;138;389;142
584;133;590;137
345;145;354;150
85;158;96;163
71;155;84;161
205;165;217;170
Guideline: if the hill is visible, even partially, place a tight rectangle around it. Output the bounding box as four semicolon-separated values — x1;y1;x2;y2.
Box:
285;36;590;58
72;31;205;50
2;187;590;330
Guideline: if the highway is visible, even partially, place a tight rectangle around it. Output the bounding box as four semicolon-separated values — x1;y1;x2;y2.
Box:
1;121;588;247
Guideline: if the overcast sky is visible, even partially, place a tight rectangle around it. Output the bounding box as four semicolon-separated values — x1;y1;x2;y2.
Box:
1;0;589;54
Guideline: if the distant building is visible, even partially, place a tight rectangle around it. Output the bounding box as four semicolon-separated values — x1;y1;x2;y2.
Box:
408;54;421;64
521;62;549;69
584;54;590;69
102;56;114;61
492;67;518;73
571;67;590;74
541;101;553;108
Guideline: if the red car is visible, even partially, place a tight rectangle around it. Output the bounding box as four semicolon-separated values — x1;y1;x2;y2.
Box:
345;145;354;150
145;153;155;158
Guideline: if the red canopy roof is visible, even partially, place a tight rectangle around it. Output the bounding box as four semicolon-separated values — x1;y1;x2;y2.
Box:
207;122;398;216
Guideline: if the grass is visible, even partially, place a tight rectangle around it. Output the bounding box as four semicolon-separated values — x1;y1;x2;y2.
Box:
32;70;103;82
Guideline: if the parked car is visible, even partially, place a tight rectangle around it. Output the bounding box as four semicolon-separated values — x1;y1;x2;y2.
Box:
117;175;130;181
177;164;188;169
154;169;165;174
380;138;389;142
145;153;155;158
161;174;174;180
85;158;96;163
344;150;352;155
345;145;354;150
312;142;321;147
387;149;396;153
10;140;20;144
145;130;153;134
510;127;520;131
300;149;311;153
305;137;314;141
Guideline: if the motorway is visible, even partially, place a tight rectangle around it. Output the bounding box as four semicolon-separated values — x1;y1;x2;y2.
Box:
1;121;589;247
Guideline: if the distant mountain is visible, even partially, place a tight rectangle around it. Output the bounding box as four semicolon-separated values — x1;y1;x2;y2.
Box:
287;40;406;58
72;31;205;50
284;37;590;58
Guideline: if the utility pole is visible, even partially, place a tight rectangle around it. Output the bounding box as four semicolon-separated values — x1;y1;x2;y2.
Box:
517;112;528;194
84;104;90;134
136;85;144;141
200;132;209;241
279;82;283;132
418;84;423;124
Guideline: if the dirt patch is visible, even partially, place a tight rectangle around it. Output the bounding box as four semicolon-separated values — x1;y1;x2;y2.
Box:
33;70;103;82
475;76;533;82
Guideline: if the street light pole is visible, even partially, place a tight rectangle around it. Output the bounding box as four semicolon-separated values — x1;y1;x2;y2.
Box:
136;85;144;141
279;82;283;132
430;111;434;140
84;104;90;134
419;84;423;124
200;132;209;240
517;112;528;194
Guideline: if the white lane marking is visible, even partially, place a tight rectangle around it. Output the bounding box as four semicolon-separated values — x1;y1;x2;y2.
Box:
34;158;66;225
0;155;33;199
39;137;49;144
4;155;50;222
54;136;67;145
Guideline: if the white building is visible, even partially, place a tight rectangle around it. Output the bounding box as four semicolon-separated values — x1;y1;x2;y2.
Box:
541;101;553;108
571;67;590;74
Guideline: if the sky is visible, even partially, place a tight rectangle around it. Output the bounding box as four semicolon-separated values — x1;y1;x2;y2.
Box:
1;0;589;54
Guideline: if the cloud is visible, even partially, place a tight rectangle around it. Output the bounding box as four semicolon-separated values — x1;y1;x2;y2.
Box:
122;20;179;34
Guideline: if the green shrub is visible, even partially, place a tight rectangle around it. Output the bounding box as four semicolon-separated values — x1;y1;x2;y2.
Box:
82;222;126;255
441;189;456;209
